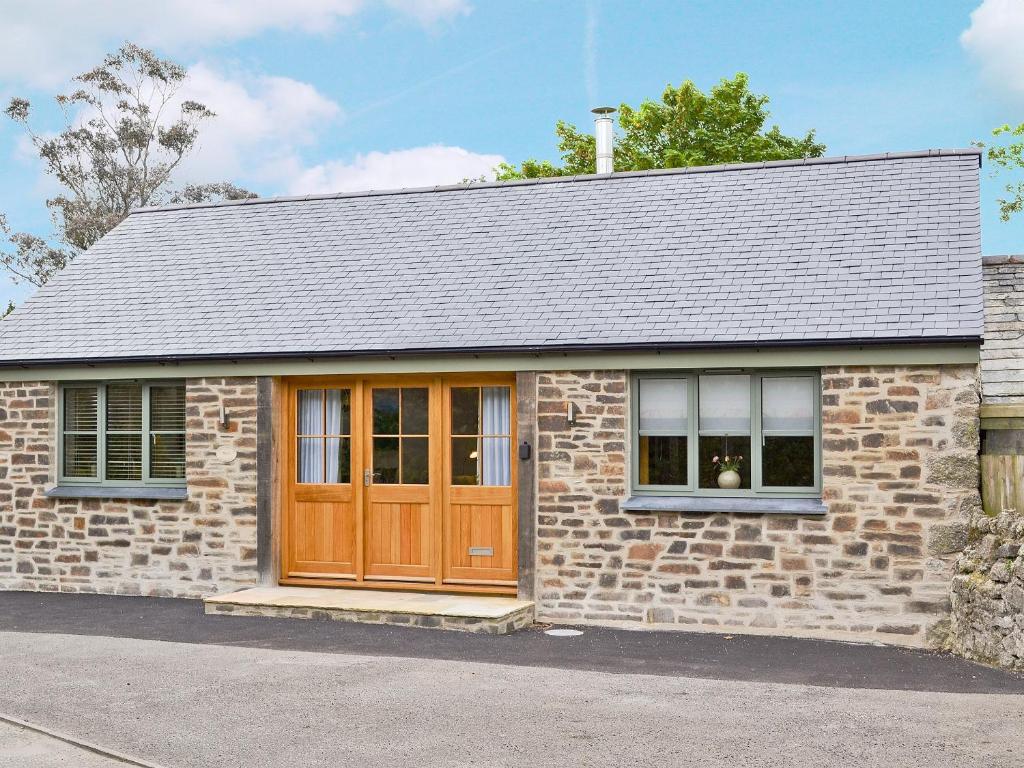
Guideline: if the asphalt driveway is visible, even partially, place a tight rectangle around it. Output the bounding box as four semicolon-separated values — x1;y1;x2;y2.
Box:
0;592;1021;768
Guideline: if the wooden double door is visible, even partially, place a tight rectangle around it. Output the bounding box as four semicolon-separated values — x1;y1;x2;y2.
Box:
281;375;518;594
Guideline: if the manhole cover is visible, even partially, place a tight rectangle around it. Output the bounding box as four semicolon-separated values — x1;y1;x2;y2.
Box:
545;628;584;637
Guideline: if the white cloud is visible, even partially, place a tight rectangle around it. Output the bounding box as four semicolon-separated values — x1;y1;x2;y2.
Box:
173;66;504;196
173;63;342;187
1;1;496;200
8;57;505;201
288;145;506;194
0;0;471;87
961;0;1024;97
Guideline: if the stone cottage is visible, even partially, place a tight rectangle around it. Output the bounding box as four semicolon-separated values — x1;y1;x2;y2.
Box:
0;146;986;646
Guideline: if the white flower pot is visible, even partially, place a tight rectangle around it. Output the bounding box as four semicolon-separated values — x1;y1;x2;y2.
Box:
717;469;741;489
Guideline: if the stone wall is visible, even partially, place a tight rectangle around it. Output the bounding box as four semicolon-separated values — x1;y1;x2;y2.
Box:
946;512;1024;671
953;257;1024;669
981;255;1024;404
0;377;258;598
534;365;981;646
949;509;1024;670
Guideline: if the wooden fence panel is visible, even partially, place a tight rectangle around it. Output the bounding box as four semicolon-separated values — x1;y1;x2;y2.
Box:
981;454;1024;515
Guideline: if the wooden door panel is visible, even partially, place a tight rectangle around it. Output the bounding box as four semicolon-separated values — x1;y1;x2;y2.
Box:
294;485;352;503
444;500;516;583
289;499;356;577
365;499;433;578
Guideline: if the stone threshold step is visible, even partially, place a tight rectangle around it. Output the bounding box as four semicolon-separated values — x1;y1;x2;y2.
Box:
204;586;535;635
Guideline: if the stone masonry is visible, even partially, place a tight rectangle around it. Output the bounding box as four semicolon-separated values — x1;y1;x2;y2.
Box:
981;255;1024;404
949;508;1024;670
534;365;981;646
946;256;1024;669
0;377;258;598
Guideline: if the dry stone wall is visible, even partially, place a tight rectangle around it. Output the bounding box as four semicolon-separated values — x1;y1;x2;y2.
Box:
534;365;981;646
0;377;258;598
950;256;1024;669
949;509;1024;670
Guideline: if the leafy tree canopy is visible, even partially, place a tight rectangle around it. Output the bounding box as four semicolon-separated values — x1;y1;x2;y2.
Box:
496;73;826;180
978;122;1024;222
1;43;255;290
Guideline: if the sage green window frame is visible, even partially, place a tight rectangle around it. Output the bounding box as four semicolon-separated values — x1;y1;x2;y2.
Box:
57;380;187;488
630;370;822;498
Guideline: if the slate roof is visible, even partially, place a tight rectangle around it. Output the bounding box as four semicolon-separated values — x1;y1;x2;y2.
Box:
0;149;983;365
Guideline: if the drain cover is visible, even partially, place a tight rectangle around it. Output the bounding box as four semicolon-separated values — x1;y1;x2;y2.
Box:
545;628;584;637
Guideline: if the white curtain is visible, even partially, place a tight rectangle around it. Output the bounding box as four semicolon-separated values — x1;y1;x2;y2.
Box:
481;386;511;486
324;389;343;483
297;390;323;483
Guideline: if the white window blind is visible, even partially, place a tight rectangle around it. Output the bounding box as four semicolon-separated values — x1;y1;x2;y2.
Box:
149;385;186;480
60;382;186;485
762;377;815;432
105;382;143;481
638;379;688;433
698;374;751;434
62;387;98;479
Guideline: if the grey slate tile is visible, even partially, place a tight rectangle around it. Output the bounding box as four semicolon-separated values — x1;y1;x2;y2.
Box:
0;150;984;363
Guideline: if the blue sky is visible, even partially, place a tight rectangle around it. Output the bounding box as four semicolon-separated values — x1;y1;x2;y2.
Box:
1;0;1022;308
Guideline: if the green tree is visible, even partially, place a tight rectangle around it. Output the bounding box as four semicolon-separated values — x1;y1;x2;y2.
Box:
497;73;826;180
1;43;255;290
979;122;1024;221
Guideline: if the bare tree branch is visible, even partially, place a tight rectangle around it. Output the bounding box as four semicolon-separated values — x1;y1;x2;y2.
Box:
0;43;257;289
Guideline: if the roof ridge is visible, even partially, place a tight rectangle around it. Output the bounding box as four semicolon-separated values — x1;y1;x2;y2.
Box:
982;254;1024;265
130;147;982;215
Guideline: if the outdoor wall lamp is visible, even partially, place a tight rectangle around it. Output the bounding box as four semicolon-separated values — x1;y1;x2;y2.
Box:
567;401;580;425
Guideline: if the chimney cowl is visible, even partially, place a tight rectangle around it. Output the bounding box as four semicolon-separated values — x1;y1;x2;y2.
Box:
591;106;615;174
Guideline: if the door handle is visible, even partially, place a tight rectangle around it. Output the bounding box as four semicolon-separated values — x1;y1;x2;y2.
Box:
364;468;371;487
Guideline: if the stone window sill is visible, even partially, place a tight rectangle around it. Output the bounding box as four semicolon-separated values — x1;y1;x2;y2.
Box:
45;486;188;501
621;495;827;516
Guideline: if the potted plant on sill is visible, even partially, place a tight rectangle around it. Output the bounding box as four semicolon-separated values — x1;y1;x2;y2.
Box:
712;454;743;489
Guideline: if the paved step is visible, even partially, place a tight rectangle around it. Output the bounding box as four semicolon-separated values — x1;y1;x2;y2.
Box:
204;586;535;634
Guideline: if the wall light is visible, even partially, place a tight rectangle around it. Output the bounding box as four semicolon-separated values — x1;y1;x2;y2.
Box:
567;401;580;425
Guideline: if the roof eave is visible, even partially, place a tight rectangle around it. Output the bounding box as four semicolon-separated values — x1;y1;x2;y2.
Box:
0;335;983;370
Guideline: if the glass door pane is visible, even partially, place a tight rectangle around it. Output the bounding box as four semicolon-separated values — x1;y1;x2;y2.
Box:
296;388;351;484
371;387;429;485
449;386;511;486
325;389;351;484
481;387;511;486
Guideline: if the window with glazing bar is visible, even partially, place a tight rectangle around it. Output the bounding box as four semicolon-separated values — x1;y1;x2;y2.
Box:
59;381;187;486
450;386;512;486
632;371;820;496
